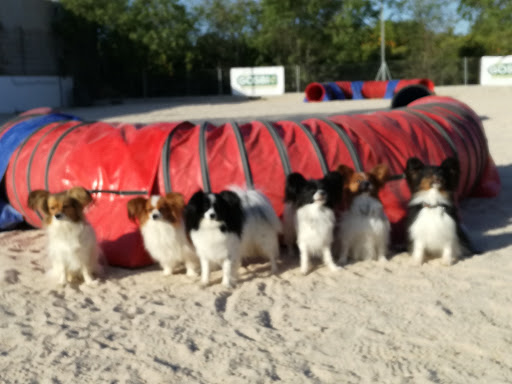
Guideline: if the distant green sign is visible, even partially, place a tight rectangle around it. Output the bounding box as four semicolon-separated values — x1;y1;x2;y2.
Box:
237;74;278;87
488;62;512;77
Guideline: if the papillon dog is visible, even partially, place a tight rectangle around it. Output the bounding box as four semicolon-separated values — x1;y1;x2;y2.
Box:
27;187;101;286
184;190;244;288
405;157;471;265
127;193;199;277
230;186;282;274
283;172;344;275
336;164;391;265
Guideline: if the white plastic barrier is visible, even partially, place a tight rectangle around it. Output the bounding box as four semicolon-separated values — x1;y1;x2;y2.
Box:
480;56;512;86
230;66;285;97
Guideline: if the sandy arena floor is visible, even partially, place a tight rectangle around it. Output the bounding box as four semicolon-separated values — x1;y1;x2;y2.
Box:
1;86;512;383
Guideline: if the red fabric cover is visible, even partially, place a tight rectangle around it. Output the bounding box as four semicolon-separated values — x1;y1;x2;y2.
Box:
4;96;500;267
396;78;435;93
361;81;388;98
335;82;353;99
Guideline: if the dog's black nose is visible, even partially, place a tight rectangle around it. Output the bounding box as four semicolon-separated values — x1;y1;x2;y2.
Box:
209;212;216;220
54;213;63;220
359;180;370;192
152;213;160;220
317;190;326;197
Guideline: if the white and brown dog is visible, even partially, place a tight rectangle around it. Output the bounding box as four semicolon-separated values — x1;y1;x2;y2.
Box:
27;187;101;286
127;193;199;277
336;164;391;265
405;157;473;266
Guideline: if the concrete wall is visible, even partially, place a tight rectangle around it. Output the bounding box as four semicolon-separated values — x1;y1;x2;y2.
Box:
0;0;55;30
0;76;73;113
0;0;59;75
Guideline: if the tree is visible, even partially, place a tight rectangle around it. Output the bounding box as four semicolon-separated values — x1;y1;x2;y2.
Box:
192;0;260;67
58;0;195;74
459;0;512;55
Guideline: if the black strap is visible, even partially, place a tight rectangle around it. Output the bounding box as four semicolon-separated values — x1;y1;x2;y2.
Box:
11;120;69;220
261;121;292;176
88;189;147;195
389;173;405;181
199;121;212;193
27;121;74;194
161;126;182;193
318;118;363;172
230;121;254;189
292;120;328;176
407;109;458;157
45;122;90;190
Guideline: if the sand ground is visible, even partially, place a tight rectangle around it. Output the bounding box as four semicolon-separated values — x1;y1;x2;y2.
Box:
1;86;512;383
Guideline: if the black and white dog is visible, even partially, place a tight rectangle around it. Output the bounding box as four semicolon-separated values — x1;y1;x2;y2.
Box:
184;188;281;287
282;172;344;275
405;157;473;266
185;190;244;287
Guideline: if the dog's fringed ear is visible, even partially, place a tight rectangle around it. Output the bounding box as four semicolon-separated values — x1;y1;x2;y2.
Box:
441;157;460;190
127;197;147;222
68;187;93;208
370;163;390;186
184;190;205;232
324;171;345;206
284;173;308;203
405;157;425;188
164;192;186;216
336;165;354;184
219;190;244;235
27;190;50;215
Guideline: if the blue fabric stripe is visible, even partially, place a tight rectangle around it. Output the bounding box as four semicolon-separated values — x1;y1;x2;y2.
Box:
327;82;345;100
0;113;79;229
385;80;400;99
351;81;364;99
321;83;333;101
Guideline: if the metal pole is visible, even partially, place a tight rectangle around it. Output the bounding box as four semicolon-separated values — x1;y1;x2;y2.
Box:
375;1;392;81
464;57;468;85
380;4;385;69
217;67;222;95
142;69;148;98
296;65;300;92
19;27;27;75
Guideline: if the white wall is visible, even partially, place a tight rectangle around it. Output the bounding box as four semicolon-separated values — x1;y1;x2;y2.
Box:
0;76;73;113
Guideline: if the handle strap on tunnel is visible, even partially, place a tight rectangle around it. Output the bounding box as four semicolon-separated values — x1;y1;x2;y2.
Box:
318;118;363;172
230;120;254;189
260;120;292;176
292;120;329;176
199;121;212;193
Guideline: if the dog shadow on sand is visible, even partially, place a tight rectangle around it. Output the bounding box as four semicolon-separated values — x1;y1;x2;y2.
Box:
459;164;512;255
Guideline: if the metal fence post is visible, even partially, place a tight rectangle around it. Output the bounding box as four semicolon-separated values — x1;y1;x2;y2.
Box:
463;57;468;86
295;64;300;92
142;69;148;98
217;67;223;95
19;27;27;75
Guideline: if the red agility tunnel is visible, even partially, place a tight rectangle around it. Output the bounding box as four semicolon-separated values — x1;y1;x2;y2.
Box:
2;96;500;268
304;78;435;102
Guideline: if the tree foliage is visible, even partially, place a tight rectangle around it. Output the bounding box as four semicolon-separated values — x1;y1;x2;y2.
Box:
459;0;512;55
53;0;512;99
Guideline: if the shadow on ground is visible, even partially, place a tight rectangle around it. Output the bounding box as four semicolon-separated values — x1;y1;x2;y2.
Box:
460;164;512;253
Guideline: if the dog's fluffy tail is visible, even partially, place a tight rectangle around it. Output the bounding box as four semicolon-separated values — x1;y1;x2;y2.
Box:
229;186;282;233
